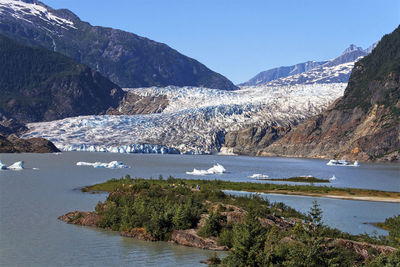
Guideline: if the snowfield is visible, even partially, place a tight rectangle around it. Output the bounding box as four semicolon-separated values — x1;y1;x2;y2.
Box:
24;82;347;154
0;0;77;30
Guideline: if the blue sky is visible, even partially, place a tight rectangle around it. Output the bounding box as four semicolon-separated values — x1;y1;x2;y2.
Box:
43;0;399;84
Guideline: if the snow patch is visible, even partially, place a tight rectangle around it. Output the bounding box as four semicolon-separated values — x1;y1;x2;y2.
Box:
0;0;77;29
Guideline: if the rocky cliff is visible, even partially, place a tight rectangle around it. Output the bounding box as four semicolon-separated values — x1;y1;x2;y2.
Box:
0;0;236;90
227;26;400;162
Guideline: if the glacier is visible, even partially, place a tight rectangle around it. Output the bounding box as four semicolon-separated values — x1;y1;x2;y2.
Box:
23;81;348;154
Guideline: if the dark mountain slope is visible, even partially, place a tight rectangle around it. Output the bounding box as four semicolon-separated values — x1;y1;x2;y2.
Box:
0;33;124;123
0;0;236;90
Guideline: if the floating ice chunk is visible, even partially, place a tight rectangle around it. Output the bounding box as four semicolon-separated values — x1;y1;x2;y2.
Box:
186;163;226;175
76;161;129;169
0;160;7;170
327;159;360;167
8;161;24;170
248;174;269;179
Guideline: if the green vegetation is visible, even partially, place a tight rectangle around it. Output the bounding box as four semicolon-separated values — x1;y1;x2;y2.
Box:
340;25;400;117
0;33;123;122
88;175;306;241
82;176;400;202
80;176;400;266
375;214;400;248
264;176;330;183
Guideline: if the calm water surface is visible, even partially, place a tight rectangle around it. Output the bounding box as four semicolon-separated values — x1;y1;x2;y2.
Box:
0;152;399;266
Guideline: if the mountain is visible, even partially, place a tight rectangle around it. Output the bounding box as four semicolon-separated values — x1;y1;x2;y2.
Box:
0;0;237;90
0;33;125;123
238;60;328;86
255;26;400;162
240;44;370;86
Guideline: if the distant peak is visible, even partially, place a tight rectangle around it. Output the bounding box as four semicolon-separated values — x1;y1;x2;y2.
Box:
342;44;363;54
365;41;378;54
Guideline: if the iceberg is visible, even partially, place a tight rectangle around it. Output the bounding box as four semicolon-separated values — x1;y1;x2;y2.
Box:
76;161;129;169
0;160;7;170
248;174;269;179
7;161;24;170
327;159;360;167
186;163;226;175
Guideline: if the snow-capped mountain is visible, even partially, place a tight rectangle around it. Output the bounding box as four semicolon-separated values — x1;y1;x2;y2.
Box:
23;83;347;154
238;60;328;86
240;44;375;86
0;0;236;90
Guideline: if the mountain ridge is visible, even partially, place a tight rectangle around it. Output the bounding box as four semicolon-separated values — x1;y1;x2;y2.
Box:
240;44;373;86
0;0;237;90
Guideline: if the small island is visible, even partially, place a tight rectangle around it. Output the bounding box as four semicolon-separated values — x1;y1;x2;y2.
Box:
60;176;400;266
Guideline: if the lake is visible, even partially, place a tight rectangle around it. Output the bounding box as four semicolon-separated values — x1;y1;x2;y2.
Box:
0;152;399;266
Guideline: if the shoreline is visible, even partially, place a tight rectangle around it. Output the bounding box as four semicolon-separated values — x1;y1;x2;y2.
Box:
229;189;400;203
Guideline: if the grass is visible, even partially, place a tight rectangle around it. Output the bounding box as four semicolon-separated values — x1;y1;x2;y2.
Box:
82;175;400;202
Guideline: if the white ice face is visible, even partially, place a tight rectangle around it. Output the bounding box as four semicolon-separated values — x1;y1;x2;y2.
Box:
23;81;347;154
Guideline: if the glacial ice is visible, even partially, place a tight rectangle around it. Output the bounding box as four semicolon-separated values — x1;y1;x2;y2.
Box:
0;160;7;170
24;82;347;155
186;164;226;175
76;161;129;169
248;174;269;179
7;161;24;170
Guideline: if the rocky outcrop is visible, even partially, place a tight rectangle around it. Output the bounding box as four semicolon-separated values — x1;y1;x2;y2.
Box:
0;1;237;90
106;92;169;115
0;110;27;136
170;229;228;251
327;238;396;262
0;135;59;153
120;228;156;241
224;124;292;155
58;211;100;227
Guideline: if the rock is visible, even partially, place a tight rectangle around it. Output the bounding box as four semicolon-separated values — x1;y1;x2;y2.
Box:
106;92;169;115
120;228;156;241
58;211;100;227
0;135;60;153
170;229;228;251
224;124;292;155
326;238;396;262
